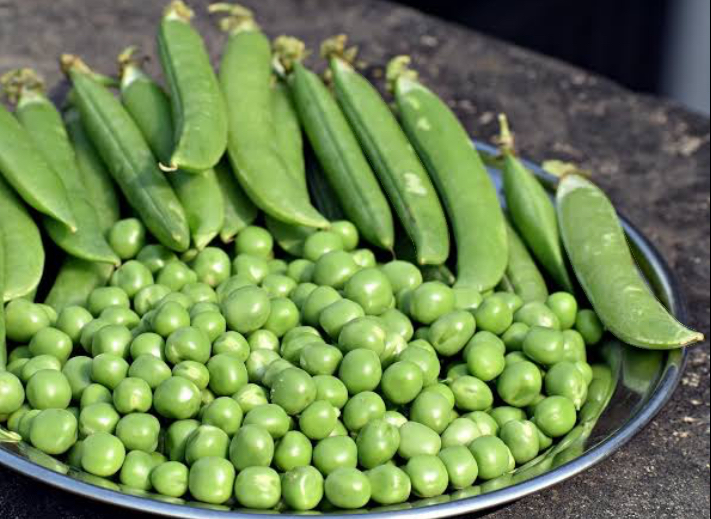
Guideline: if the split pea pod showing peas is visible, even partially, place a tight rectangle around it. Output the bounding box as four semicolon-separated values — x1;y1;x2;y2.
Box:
498;115;574;293
63;55;191;252
504;222;549;303
210;5;329;230
158;1;228;172
3;69;120;265
275;37;393;250
0;175;45;302
118;48;224;251
389;56;507;289
558;174;704;349
214;160;258;244
325;37;450;265
45;257;114;313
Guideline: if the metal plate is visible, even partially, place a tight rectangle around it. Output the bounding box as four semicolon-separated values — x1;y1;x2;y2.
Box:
0;143;689;518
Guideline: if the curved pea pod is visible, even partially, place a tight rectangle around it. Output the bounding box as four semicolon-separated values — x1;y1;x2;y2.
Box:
64;55;190;252
273;80;307;191
390;57;507;289
213;12;328;230
157;1;228;172
329;53;449;265
498;115;573;292
505;222;549;303
0;175;45;302
119;56;224;250
44;257;114;313
64;108;121;233
0;105;75;230
557;174;704;349
214;160;258;243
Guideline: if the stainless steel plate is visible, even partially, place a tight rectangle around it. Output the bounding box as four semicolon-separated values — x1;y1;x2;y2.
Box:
0;143;689;518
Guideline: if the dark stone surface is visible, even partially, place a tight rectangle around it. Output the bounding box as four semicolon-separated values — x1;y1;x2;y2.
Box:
1;0;708;517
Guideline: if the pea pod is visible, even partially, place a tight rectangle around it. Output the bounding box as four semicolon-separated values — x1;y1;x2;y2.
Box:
325;39;449;265
64;108;121;233
44;257;114;312
498;115;573;292
306;159;346;222
211;6;328;230
214;160;258;243
265;216;314;257
505;222;549;303
0;236;5;370
275;37;393;249
3;69;120;265
63;55;190;252
119;49;224;250
273;80;307;191
157;1;228;172
557;174;704;349
389;57;507;289
0;175;45;302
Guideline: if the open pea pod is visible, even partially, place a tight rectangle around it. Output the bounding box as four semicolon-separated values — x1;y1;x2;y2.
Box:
558;174;704;349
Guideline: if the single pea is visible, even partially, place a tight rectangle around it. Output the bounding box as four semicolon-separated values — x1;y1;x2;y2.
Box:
190;247;231;287
501;322;530;353
465;342;506;382
163;327;211;365
398;345;440;386
235;226;274;258
58;356;92;402
446;363;469;383
79;384;112;409
328;221;358;251
505;351;528;367
55;306;93;344
450;376;494;412
151;301;191;338
28;408;77;455
130;333;165;361
3;299;51;343
271;430;312;472
245;349;280;383
20;355;61;383
313;375;349;410
514;302;561;330
325;467;371;509
248;329;280;353
300;344;343;377
465;411;500;437
203;353;247;397
232;383;268;413
523;327;566;367
212;332;250;361
491;292;524;314
155;261;197;292
261;274;298;299
575;360;594;386
366;464;411;506
221;285;271;334
184;425;230;465
115;412;160;452
468;436;512;481
500;420;540;465
110;261;154;298
133;285;171;317
153;376;201;420
409;391;453;434
342;391;386;433
0;372;25;416
92;324;132;358
201;397;243;436
108;218;145;260
303;231;344;262
379;308;415;343
576;309;605;345
229;424;274;470
180;283;218;307
282;466;324;511
318;300;364;340
474;296;513;336
380;260;423;294
189;301;220;318
381;331;409;367
232;254;270;284
429;310;476;357
465;331;507;358
111;377;152;414
356;418;400;469
243;404;290;439
189;312;226;345
37;304;58;326
301;286;342;327
312;250;359;289
79;402;120;437
561;330;587;363
188;456;235;505
136;244;177;274
441;418;482;448
351;248;377;268
489;407;527;429
546;293;578;330
234;466;281;509
409;282;456;326
87;287;130;317
262;359;294;388
81;432;126;477
297;400;338;441
421;383;456;408
338;349;382;395
312;435;358;476
100;306;140;329
151;461;189;498
545;362;589;410
290;282;318;310
119;450;155;491
216;274;255;303
270;368;316;415
343;268;394;316
7;360;28;380
26;370;72;410
438;446;479;490
405;455;449;498
381;361;424;405
173;361;210;390
496;361;543;408
337;316;387;356
165;419;201;462
287;259;315;283
534;396;578;438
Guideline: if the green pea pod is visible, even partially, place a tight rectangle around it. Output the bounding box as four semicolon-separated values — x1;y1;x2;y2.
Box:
212;8;329;230
158;1;228;172
498;115;574;292
63;55;190;252
0;106;75;230
44;257;114;312
5;70;120;265
389;57;507;290
505;222;549;303
64;108;121;233
119;52;224;250
0;236;5;370
265;216;315;257
327;49;449;265
214;160;258;243
273;80;307;191
306;158;346;222
558;174;704;349
0;175;45;302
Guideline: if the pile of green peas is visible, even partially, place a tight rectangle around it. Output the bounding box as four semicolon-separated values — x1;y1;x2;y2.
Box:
0;220;605;511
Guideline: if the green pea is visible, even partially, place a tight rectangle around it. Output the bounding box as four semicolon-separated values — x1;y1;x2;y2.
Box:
65;440;84;468
505;351;528;367
496;361;543;407
381;361;423;405
439;446;479;489
302;231;342;262
343;268;394;316
20;355;61;383
474;296;513;335
409;391;452;434
216;274;255;303
398;346;440;386
0;372;24;417
157;292;192;310
336;317;385;357
61;356;93;401
234;466;282;509
100;306;140;329
272;430;312;472
312;435;358;476
55;306;93;344
318;300;363;340
311;250;358;289
248;329;280;352
245;349;280;383
188;457;235;505
468;436;512;481
261;274;297;299
492;292;524;314
575;360;594;386
165;326;211;365
180;283;218;307
367;464;411;505
545;361;589;410
151;301;191;338
156;261;197;292
523;326;565;367
282;466;324;511
190;301;220;318
165;419;200;462
270;368;316;416
79;384;112;409
111;261;154;298
81;432;126;477
184;425;230;465
229;424;274;470
235;226;274;258
500;420;540;465
351;248;377;268
409;282;455;325
300;344;343;377
8;346;32;364
87;287;130;317
267;258;288;276
313;375;349;409
130;333;165;361
154;376;201;419
501;322;530;353
111;377;152;414
575;309;605;345
465;411;500;437
212;331;250;361
190;247;231;287
561;330;587;363
546;293;578;330
233;254;270;285
79;402;120;437
3;299;51;343
465;342;505;382
108;218;145;260
26;369;72;409
326;221;357;251
257;298;296;338
17;409;41;440
440;418;482;448
221;285;271;334
137;244;178;274
173;361;210;390
534;396;577;438
381;331;409;367
133;285;170;317
325;467;371;509
300;286;341;327
189;312;226;344
450;376;494;412
92;324;132;358
379;308;414;343
428;310;476;357
242;404;289;439
380;260;423;294
338;349;382;395
287;259;315;283
29;408;77;455
297;400;338;441
119;451;155;491
115;412;161;452
290;282;318;310
200;397;242;436
514;302;561;330
421;383;456;408
489;406;527;429
231;383;267;413
151;461;188;498
405;455;449;498
355;418;400;469
342;391;386;432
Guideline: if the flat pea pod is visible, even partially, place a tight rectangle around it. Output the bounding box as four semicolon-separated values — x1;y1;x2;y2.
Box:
0;175;44;302
273;80;307;191
119;53;224;250
389;57;507;289
157;1;227;172
6;70;119;265
212;9;328;230
279;39;393;250
45;258;114;313
0;105;75;230
64;108;120;233
504;222;549;303
213;160;258;243
558;174;704;349
63;55;190;252
498;115;573;292
328;49;449;265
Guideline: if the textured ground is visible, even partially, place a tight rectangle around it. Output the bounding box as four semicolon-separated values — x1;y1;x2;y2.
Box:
0;0;708;517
